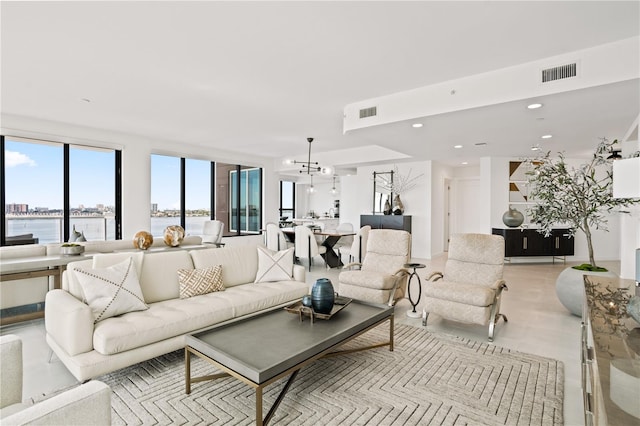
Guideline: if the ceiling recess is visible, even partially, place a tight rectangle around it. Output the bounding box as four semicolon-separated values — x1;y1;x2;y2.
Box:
359;106;377;119
542;63;577;83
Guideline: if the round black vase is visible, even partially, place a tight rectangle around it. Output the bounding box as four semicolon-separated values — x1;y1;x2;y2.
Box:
311;278;335;314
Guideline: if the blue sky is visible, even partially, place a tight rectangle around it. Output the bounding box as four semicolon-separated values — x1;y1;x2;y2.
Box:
5;139;210;211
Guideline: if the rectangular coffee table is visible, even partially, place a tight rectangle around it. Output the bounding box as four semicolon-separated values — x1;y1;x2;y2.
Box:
185;299;394;426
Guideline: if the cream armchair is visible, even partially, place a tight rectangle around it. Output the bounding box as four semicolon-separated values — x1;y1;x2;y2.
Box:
338;229;411;305
422;233;508;341
0;335;111;425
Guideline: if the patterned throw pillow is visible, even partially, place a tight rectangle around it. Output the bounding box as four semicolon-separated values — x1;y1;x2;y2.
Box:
254;246;294;283
177;265;225;299
75;257;148;323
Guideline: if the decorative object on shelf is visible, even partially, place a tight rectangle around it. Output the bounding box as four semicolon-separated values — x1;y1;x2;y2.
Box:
69;225;82;242
383;197;392;215
133;231;153;250
60;243;85;256
163;225;185;247
76;231;87;242
392;194;404;215
311;278;334;314
502;206;524;227
375;165;423;215
526;137;640;272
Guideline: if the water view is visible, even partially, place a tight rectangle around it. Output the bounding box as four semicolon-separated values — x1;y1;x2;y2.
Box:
7;216;211;244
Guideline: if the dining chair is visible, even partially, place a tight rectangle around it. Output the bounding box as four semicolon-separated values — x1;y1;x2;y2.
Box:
294;225;327;271
333;222;354;251
339;225;370;264
265;222;292;251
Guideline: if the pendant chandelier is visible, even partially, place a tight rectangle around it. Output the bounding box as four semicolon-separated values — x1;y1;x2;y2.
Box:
284;138;332;175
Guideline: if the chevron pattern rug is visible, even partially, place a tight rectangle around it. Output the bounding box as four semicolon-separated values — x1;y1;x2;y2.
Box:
98;324;563;425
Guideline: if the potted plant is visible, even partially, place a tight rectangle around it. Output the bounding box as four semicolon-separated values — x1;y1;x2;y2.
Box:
526;137;640;315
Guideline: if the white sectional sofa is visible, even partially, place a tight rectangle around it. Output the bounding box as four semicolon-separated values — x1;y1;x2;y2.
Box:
45;244;308;382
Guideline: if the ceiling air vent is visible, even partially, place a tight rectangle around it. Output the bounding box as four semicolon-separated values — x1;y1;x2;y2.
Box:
359;106;377;119
542;63;577;83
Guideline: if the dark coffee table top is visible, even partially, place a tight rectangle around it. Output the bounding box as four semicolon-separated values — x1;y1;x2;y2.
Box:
186;300;393;384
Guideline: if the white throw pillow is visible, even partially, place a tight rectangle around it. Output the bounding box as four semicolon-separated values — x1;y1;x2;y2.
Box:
76;257;148;323
177;265;225;299
254;246;294;283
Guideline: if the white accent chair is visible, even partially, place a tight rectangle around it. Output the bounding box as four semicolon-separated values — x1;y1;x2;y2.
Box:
422;233;508;342
265;222;292;251
294;225;327;271
202;220;224;246
0;335;111;425
338;229;411;305
339;225;371;264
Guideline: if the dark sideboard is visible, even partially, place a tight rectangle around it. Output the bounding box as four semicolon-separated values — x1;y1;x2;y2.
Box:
491;227;574;262
361;215;412;233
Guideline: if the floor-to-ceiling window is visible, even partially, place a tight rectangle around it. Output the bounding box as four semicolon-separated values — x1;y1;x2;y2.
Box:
150;154;182;235
1;136;121;245
229;166;262;233
280;180;295;220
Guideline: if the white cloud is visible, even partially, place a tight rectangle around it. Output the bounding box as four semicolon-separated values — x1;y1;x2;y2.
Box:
5;151;36;167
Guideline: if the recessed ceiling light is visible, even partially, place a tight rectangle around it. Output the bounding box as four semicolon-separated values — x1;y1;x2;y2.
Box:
541;134;553;139
454;145;463;149
412;123;423;128
461;161;468;165
527;103;543;109
531;145;540;151
81;98;91;103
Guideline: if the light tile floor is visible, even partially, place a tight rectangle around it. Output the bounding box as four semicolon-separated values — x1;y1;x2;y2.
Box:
2;253;605;426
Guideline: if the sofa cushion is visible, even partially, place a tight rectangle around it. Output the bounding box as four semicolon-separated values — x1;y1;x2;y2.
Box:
92;294;236;355
254;247;294;283
190;246;258;287
211;280;309;317
138;251;194;303
177;265;224;299
75;257;148;323
92;252;144;276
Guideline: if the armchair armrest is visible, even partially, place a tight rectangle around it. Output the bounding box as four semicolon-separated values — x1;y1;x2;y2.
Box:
491;279;508;291
4;381;111;426
342;262;362;270
427;271;443;281
45;290;94;356
386;268;410;306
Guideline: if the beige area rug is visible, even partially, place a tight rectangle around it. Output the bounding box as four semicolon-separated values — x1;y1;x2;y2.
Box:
97;324;563;425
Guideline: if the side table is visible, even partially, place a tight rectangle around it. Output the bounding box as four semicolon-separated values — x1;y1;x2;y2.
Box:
404;263;426;318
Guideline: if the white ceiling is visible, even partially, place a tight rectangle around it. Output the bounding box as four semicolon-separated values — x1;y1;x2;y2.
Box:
1;1;639;174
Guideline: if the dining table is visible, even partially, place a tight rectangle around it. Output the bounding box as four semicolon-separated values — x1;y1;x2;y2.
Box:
281;227;355;268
